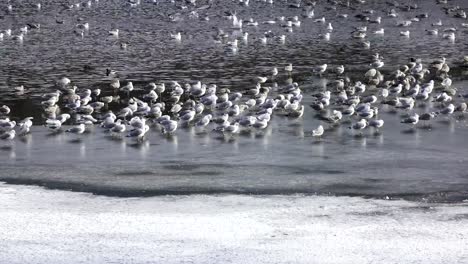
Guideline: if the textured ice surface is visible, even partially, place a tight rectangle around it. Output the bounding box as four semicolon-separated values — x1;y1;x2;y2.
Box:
2;97;468;202
0;183;467;264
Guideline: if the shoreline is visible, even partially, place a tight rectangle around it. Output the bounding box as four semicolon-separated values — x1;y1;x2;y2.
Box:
1;179;468;203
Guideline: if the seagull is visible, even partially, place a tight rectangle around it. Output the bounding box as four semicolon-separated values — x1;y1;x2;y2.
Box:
45;115;69;131
287;105;304;118
0;119;16;132
271;67;278;77
440;104;455;116
285;63;293;77
455;103;467;113
328;110;343;123
420;112;437;127
0;130;15;141
196;114;212;128
342;105;355;118
253;118;268;130
374;28;384;35
336;65;344;75
120;82;134;97
143;90;159;102
160;119;178;135
314;17;325;23
238;116;255;128
77;23;89;30
350;119;368;131
14;85;25;93
400;31;410;37
401;113;419;126
255;76;268;84
66;123;86;135
368;119;384;131
442;32;455;41
432;20;442;26
303;7;314;18
369;17;381;24
57;77;71;88
18;117;33;135
126;125;149;141
106;69;118;77
314;64;327;75
101;115;116;130
110;79;121;90
352;31;366;39
232;15;243;29
318;32;330;40
371;60;384;69
170;32;182;41
426;29;438;35
224;122;240;134
179;110;196;124
109;29;119;37
312;125;324;138
0;105;11;115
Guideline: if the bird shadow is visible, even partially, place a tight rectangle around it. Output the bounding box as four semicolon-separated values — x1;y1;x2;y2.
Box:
418;124;434;130
164;134;178;142
352;133;366;138
437;119;452;125
0;145;13;151
105;134;124;141
68;138;83;143
45;130;63;137
195;130;209;136
311;140;324;145
127;141;149;149
341;119;352;125
223;136;238;143
239;130;254;137
254;133;266;139
18;134;32;144
401;128;417;134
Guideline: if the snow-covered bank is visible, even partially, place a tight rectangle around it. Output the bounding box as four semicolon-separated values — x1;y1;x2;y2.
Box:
0;183;467;264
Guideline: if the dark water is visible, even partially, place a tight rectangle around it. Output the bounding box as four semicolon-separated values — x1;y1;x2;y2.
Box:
1;0;468;202
0;0;467;104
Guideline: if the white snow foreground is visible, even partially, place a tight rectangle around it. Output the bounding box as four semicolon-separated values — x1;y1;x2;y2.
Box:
0;183;467;264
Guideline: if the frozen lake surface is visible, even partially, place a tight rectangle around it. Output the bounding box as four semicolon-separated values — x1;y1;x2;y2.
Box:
1;92;468;202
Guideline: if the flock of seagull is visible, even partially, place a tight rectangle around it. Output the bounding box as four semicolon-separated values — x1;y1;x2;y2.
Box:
0;0;467;144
